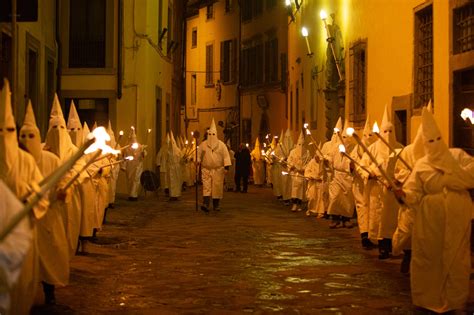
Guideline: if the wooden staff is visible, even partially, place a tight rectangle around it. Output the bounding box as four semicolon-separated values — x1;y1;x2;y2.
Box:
0;137;96;242
372;123;412;171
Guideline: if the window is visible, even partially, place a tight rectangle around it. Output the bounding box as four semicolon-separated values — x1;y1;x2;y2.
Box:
0;33;12;86
221;39;236;83
414;5;433;109
454;3;474;54
265;37;278;83
206;44;214;86
225;0;233;12
241;39;264;86
242;0;252;22
280;53;287;91
255;0;263;16
349;40;367;123
206;5;213;20
192;28;197;48
256;41;264;84
266;0;277;10
69;0;106;68
27;49;38;111
191;74;197;105
158;0;163;41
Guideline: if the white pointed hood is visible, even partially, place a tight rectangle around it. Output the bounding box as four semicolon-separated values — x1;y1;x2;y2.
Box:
20;100;42;161
67;101;83;147
106;120;116;148
82;122;90;143
422;106;453;172
0;79;18;175
92;121;98;131
378;104;397;155
362;114;375;146
251;137;262;160
294;131;306;157
283;129;294;156
207;118;219;149
169;131;181;156
426;99;433;113
128;127;138;144
45;94;75;159
411;123;425;161
342;119;355;148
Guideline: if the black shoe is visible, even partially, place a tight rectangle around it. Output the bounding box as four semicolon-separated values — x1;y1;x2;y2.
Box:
241;190;247;193
43;282;56;305
361;237;376;250
200;205;210;213
128;196;138;201
108;203;115;209
277;195;283;200
169;197;178;201
400;250;411;274
378;239;391;260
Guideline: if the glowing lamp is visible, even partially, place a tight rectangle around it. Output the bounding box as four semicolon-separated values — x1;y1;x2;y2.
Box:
301;27;309;37
285;0;291;6
320;10;328;20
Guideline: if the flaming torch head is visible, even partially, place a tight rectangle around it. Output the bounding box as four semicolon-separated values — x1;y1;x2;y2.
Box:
338;144;346;153
372;122;380;134
306;129;311;135
147;128;152;133
125;156;134;161
131;142;139;150
119;130;124;136
461;108;474;124
282;171;289;176
334;127;340;134
346;127;355;137
84;126;121;155
303;123;309;129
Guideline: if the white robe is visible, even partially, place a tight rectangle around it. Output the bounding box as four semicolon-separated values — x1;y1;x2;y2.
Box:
304;158;325;214
166;148;183;198
404;149;474;312
251;159;265;185
287;148;310;200
351;145;370;234
327;147;355;218
108;156;120;204
198;140;231;199
36;150;70;287
0;180;32;314
2;149;46;315
124;145;146;197
359;141;402;240
271;146;284;198
156;146;169;191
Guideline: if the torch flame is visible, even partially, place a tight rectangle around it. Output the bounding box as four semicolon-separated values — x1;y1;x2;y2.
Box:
185;140;189;145
334;127;340;133
282;171;289;175
261;150;265;155
303;123;309;129
346;127;355;136
131;143;139;150
131;126;135;130
372;122;380;134
461;108;474;124
191;131;194;136
338;144;346;153
263;143;267;148
125;156;134;161
85;127;121;155
147;128;152;133
246;143;249;147
306;129;311;135
265;134;269;139
271;152;275;156
119;130;124;136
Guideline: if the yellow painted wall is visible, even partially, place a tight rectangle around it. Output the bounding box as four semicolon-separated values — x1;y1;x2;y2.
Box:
240;2;288;140
1;0;56;130
288;0;452;145
185;1;240;142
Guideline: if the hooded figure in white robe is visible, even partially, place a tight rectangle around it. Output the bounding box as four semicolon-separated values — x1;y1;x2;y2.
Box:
327;120;356;227
167;132;183;200
67;100;83;147
107;121;120;207
155;134;170;195
251;138;265;185
0;80;47;315
20;101;69;304
350;116;377;248
287;132;310;211
359;105;403;259
320;117;343;216
304;144;325;217
225;140;236;191
280;129;294;204
401;107;474;313
0;180;31;314
44;94;84;258
123;127;146;200
271;133;284;199
265;137;275;187
197;119;231;211
392;123;425;273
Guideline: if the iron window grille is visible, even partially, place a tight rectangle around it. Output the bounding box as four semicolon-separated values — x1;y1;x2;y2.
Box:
414;5;433;110
454;3;474;54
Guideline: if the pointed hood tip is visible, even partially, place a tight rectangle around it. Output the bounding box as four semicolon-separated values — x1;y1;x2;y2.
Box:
23;100;38;128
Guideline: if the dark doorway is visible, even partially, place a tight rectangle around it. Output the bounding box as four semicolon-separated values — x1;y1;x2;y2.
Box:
0;33;12;86
65;98;109;128
155;86;163;154
394;109;407;146
453;68;474;155
26;48;38;114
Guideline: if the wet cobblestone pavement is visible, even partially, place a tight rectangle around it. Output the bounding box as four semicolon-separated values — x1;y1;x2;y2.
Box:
32;185;474;314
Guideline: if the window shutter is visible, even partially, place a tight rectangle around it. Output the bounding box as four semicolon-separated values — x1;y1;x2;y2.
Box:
220;41;224;82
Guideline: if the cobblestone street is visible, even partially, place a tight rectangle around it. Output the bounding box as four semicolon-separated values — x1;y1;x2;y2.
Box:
33;186;474;314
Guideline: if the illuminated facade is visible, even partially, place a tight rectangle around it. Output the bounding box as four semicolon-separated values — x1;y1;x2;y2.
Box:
287;0;474;152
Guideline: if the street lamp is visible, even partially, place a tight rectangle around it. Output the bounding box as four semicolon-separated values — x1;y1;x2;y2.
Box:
301;27;313;57
320;9;343;81
286;0;295;23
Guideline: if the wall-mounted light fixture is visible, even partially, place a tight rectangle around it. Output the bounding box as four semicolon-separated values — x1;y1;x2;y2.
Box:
286;0;295;23
158;27;168;45
301;27;313;57
167;40;176;54
320;10;342;80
